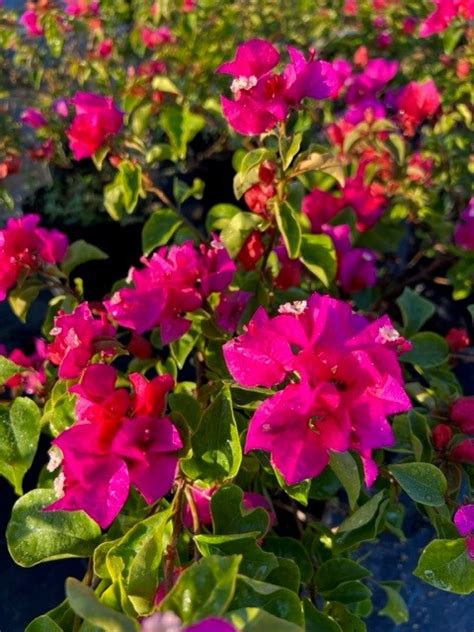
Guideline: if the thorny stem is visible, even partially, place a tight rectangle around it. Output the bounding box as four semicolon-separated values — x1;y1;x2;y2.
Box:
144;181;206;243
164;477;186;591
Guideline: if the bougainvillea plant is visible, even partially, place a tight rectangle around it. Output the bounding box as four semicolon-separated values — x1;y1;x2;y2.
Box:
0;0;473;630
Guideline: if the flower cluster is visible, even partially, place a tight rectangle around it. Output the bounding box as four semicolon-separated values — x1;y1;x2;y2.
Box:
47;302;117;379
0;339;47;395
66;92;124;160
0;214;68;301
218;39;336;135
46;364;182;527
105;240;236;343
223;293;411;486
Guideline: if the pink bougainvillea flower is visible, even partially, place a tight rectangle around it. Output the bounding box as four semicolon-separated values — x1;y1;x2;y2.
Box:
329;59;353;98
338;248;378;294
450;439;474;464
218;39;336;135
19;10;43;36
454;199;474;250
0;214;68;301
450;397;474;434
199;238;236;297
302;189;344;232
407;152;434;184
0;338;47;395
225;294;411;485
46;365;182;527
142;613;236;632
97;38;113;57
453;504;474;560
431;423;453;450
446;328;470;352
65;0;99;17
342;165;388;231
141;25;176;48
345;58;399;105
274;244;303;290
215;290;252;333
420;0;474;37
223;306;294;388
66;92;124;160
105;241;234;343
396;80;441;136
47;302;117;379
20;108;47;129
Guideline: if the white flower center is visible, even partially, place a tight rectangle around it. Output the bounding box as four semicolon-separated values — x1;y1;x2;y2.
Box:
278;300;308;315
231;75;258;93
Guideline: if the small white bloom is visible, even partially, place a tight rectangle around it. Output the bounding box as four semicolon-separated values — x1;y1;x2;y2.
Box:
278;300;308;316
376;324;400;344
231;75;258;93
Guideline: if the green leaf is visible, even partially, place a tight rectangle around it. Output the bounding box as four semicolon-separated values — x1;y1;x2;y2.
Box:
389;463;447;507
8;278;44;323
0;397;41;494
275;202;301;259
315;559;371;593
105;508;172;615
151;75;180;94
385;134;406;165
66;578;139;631
211;485;269;539
25;616;63;631
146;144;173;164
280;133;303;171
379;584;409;624
337;491;385;533
206;204;241;233
181;387;242;482
414;538;474;594
173;177;204;205
61;240;108;277
160;554;241;623
304;599;342;632
25;599;75;631
142;209;182;254
41;379;76;436
396;288;435;337
322;580;371;604
195;533;278;580
230;576;304;626
273;467;311;505
92;145;110;171
263;537;312;583
229;607;304;631
292;152;345;186
401;332;449;368
0;355;22;385
7;489;101;566
104;161;144;220
159;105;205;161
220;212;262;258
43;13;64;58
329;451;360;510
300;234;337;286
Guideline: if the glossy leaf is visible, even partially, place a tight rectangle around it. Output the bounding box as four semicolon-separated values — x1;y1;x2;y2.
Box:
0;397;41;494
160;554;241;623
389;463;447;507
7;489;101;566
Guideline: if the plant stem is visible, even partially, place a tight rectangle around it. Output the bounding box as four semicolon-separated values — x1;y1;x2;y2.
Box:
164;478;186;591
